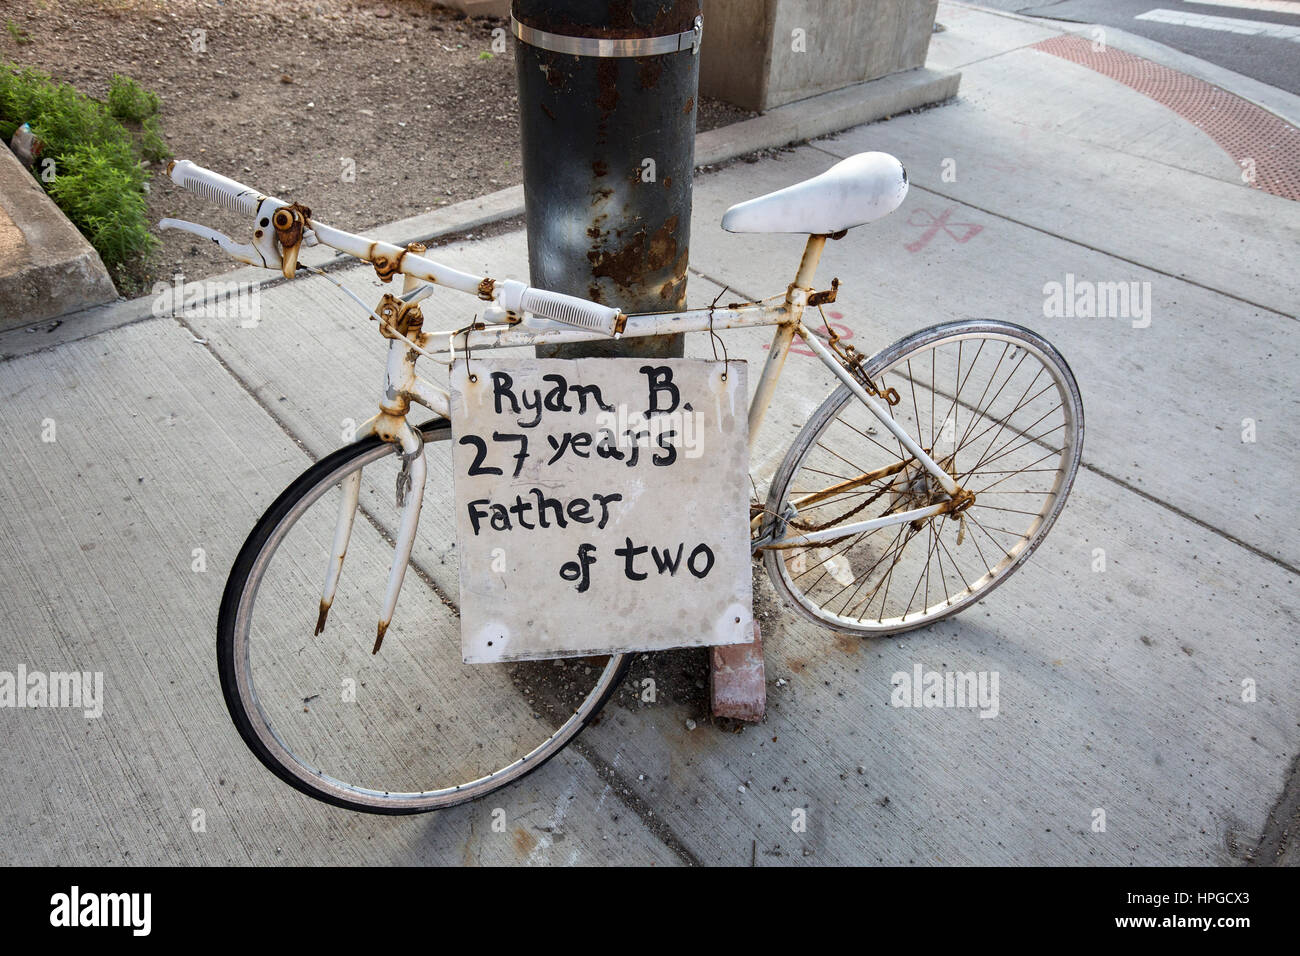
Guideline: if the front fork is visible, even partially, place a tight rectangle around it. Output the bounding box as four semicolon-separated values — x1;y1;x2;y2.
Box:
315;268;442;653
314;414;427;654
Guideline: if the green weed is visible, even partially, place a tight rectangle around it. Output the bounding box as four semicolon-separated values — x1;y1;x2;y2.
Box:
0;62;168;290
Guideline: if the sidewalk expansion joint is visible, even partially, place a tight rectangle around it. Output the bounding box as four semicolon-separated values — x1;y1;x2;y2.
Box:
890;175;1296;323
1082;464;1297;578
568;738;704;867
1253;748;1300;865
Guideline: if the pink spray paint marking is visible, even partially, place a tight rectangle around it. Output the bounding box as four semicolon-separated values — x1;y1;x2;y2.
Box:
905;207;984;253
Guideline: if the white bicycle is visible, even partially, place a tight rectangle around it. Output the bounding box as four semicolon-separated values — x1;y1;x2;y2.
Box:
161;152;1084;813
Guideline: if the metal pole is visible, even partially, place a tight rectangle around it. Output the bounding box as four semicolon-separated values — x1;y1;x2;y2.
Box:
512;0;701;360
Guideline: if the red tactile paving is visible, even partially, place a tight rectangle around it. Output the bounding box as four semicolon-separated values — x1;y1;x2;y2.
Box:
1031;34;1300;201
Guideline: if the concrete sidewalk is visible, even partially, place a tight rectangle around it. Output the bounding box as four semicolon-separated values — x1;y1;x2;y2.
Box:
1;2;1296;865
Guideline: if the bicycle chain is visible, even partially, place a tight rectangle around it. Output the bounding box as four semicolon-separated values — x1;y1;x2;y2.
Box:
788;483;890;534
782;453;942;549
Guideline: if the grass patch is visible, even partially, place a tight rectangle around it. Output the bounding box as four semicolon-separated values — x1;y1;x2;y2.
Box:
0;64;168;293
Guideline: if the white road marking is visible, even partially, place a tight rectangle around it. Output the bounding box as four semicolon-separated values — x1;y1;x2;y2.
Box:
1137;7;1300;40
1185;1;1300;15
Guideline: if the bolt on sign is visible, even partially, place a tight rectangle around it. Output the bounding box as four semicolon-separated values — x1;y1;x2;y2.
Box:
450;357;754;663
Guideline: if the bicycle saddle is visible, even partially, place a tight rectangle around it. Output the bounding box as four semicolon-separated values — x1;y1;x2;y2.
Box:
721;151;908;235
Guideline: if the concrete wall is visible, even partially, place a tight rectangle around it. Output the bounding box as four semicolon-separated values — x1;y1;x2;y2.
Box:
701;0;940;112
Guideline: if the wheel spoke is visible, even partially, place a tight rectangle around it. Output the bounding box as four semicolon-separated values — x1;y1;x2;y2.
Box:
765;325;1080;634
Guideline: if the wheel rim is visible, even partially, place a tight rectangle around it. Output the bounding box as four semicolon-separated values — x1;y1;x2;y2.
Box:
225;424;626;811
768;323;1082;633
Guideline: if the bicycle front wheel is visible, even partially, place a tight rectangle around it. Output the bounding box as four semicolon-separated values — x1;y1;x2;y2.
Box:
763;320;1083;635
218;419;629;814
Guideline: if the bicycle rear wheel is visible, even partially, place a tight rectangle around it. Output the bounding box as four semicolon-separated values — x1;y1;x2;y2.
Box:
217;419;628;814
762;320;1083;635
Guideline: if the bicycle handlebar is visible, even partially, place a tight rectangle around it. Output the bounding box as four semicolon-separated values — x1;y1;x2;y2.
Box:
165;159;624;335
497;281;624;336
168;160;265;217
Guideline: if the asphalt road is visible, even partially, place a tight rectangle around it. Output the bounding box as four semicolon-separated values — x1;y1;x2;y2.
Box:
970;0;1300;94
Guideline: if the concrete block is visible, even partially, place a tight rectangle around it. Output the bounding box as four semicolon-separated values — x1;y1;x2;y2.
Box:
0;146;117;330
701;0;940;111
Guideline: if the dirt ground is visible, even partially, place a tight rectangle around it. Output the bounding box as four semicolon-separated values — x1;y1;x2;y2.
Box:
1;0;753;294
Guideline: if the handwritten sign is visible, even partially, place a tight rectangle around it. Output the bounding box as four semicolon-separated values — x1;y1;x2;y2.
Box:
450;357;753;663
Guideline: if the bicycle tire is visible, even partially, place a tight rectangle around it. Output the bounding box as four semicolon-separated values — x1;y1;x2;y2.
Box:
218;418;630;814
762;320;1084;635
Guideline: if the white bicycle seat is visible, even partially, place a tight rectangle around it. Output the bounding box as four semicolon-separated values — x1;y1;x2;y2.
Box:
720;151;909;235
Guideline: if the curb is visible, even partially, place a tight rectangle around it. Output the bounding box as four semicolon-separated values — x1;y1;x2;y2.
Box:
0;66;959;357
0;146;118;332
696;67;961;167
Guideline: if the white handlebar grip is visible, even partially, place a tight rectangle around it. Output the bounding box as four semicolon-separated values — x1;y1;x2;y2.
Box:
168;160;262;217
520;287;623;337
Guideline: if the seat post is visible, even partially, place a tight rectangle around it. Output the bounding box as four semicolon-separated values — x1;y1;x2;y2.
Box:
793;234;827;290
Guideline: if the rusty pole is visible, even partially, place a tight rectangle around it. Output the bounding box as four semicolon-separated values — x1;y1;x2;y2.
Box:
512;0;701;360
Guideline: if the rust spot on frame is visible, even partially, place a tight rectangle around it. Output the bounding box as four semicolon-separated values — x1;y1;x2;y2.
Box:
477;277;496;301
371;246;406;283
272;202;311;250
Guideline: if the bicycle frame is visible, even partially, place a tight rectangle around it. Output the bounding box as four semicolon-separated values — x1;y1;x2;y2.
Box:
187;157;1082;811
319;231;972;644
379;236;958;474
380;237;961;491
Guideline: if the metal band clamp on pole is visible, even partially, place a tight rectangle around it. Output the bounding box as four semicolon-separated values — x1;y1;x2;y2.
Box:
510;14;702;57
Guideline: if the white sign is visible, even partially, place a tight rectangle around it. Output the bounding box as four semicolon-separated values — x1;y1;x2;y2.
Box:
450;357;753;663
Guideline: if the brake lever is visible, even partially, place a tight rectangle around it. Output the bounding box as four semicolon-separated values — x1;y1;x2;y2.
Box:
159;197;286;272
159;218;263;267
